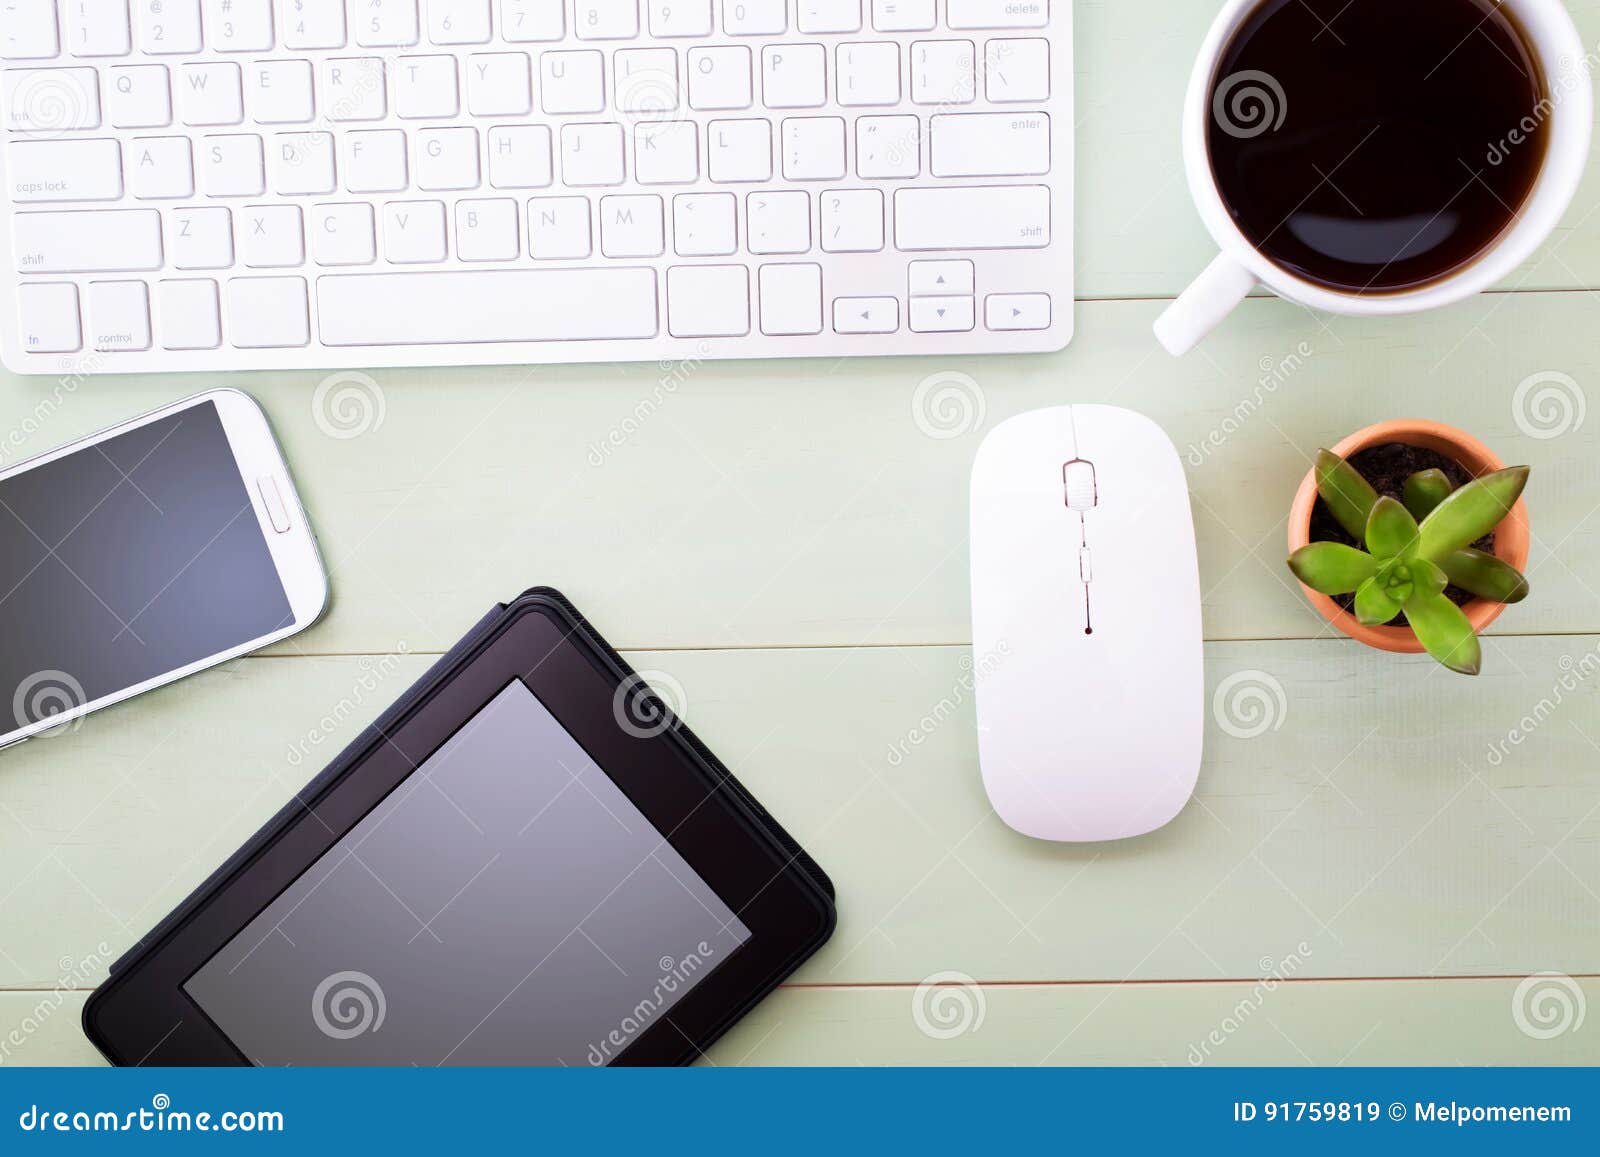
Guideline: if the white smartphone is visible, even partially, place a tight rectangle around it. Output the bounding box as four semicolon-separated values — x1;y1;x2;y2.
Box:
0;389;328;749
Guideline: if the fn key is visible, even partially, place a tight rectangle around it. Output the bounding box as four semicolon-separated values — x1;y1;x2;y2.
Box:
16;283;82;353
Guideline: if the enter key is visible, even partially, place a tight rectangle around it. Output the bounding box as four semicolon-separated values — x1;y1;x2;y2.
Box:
930;112;1050;178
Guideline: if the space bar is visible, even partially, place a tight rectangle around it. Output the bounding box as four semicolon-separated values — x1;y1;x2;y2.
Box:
317;269;659;345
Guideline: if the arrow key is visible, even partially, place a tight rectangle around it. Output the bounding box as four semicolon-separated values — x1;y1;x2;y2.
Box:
984;292;1051;331
908;259;974;297
909;295;974;333
833;296;899;334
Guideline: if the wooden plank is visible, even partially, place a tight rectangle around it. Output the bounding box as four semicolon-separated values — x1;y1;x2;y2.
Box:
0;642;1595;990
4;978;1594;1066
2;294;1596;652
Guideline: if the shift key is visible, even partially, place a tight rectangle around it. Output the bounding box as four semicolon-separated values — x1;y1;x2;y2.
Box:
894;185;1050;251
13;209;163;273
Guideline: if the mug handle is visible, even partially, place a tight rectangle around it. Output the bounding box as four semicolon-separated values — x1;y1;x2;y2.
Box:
1153;254;1258;356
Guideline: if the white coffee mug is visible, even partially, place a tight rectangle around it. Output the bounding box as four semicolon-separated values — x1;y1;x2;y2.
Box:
1154;0;1593;356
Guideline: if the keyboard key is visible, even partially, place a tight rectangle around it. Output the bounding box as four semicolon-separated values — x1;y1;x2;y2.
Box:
280;0;347;49
180;63;244;125
870;0;933;32
946;0;1047;29
856;114;919;178
201;133;265;195
3;0;60;59
14;208;163;272
671;192;735;256
931;111;1049;177
781;116;845;181
343;129;408;191
500;0;563;41
832;295;896;334
320;57;387;119
647;0;710;37
574;0;638;40
487;125;552;188
723;0;784;35
985;38;1049;103
427;0;492;43
16;282;81;353
415;126;479;189
762;44;825;108
985;292;1049;330
128;136;193;198
136;0;203;54
455;197;519;260
203;0;275;51
88;280;151;351
909;294;973;332
539;50;604;113
687;46;751;110
746;190;808;254
108;64;172;127
382;199;448;262
239;203;304;266
797;0;859;33
169;205;234;267
614;47;677;114
909;259;972;295
707;118;770;182
271;130;335;193
10;139;123;202
911;40;975;105
634;120;698;184
158;278;222;349
311;202;377;265
467;51;532;116
394;55;459;118
599;193;663;257
758;263;822;335
3;69;101;131
227;275;310;347
837;42;899;106
243;59;314;123
560;122;624;185
317;268;659;343
820;188;882;252
66;0;132;57
354;0;419;46
528;195;591;258
666;264;747;336
894;185;1049;250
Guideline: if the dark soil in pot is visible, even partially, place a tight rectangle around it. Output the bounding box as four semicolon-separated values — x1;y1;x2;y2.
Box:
1308;442;1493;622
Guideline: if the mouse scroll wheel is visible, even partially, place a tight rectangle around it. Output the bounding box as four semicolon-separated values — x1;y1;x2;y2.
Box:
1064;460;1097;511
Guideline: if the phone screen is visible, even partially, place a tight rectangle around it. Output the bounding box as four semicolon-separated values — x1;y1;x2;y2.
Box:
0;400;292;734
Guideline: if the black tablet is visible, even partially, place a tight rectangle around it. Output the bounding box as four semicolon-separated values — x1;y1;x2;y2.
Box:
84;589;835;1066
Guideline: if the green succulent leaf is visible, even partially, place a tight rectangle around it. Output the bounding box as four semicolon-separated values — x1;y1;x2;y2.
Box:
1416;466;1530;561
1315;449;1378;540
1288;542;1381;595
1365;496;1421;560
1413;557;1450;599
1354;576;1403;625
1440;548;1530;604
1402;469;1454;520
1405;591;1483;676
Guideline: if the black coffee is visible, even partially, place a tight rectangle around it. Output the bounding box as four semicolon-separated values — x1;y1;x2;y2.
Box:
1207;0;1549;293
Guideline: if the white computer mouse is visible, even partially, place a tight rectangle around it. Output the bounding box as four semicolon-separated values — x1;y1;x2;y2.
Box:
970;404;1204;842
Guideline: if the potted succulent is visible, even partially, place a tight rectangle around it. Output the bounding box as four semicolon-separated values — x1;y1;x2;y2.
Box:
1286;421;1531;676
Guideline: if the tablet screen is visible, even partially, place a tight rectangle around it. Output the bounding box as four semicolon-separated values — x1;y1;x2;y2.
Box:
185;678;752;1066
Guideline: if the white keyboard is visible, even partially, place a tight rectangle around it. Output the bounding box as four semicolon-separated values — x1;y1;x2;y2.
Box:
0;0;1071;374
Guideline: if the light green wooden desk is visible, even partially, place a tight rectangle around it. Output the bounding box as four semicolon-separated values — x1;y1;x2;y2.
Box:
2;0;1597;1068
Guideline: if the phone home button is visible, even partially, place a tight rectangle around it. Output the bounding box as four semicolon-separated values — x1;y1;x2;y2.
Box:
256;475;292;533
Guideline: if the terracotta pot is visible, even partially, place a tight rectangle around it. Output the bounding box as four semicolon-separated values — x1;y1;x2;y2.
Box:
1287;420;1531;654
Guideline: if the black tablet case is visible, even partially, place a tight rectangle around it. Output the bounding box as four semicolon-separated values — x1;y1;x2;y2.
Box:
100;588;834;1047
